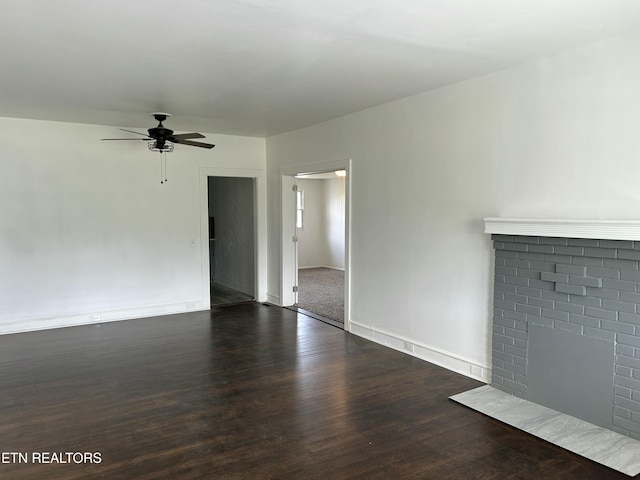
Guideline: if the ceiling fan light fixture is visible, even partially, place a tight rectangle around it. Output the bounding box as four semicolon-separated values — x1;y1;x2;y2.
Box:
148;141;174;152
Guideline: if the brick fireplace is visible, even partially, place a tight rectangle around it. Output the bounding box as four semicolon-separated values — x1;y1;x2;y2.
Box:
485;218;640;440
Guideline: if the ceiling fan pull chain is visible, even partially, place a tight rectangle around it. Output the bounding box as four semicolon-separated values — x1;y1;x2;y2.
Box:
160;153;164;184
164;151;168;183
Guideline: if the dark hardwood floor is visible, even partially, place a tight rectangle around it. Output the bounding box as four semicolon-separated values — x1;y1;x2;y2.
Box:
0;303;633;479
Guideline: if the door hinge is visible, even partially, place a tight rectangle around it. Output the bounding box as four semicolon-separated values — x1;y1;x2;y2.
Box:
293;235;298;242
293;285;299;293
292;184;299;192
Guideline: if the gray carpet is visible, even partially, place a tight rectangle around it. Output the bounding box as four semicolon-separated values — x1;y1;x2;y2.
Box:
297;267;344;322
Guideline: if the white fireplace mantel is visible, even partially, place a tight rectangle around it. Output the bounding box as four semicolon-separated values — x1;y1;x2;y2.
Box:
484;218;640;241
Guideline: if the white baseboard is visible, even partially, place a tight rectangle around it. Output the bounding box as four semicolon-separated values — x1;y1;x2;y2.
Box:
0;301;207;335
298;265;345;271
349;321;490;382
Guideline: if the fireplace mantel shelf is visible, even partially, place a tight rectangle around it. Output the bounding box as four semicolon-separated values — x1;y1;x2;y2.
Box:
484;217;640;241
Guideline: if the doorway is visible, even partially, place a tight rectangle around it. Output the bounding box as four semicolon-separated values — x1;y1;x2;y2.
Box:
280;159;351;330
208;176;255;306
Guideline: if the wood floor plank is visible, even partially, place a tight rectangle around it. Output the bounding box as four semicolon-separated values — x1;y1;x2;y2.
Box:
0;303;635;479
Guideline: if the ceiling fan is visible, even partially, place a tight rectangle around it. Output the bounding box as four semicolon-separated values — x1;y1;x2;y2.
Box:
101;113;215;151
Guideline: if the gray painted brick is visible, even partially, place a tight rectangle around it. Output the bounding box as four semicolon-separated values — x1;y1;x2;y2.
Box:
616;385;633;399
615;406;632;419
504;275;530;287
492;366;515;380
503;310;527;322
529;261;556;272
495;258;507;267
568;313;600;328
505;293;528;304
493;333;515;346
496;266;518;277
555;245;585;256
621;269;640;282
604;258;640;270
502;379;527;395
554;301;584;315
620;291;640;303
528;244;555;254
493;350;514;363
513;235;538;244
528;279;555;291
601;319;635;335
503;361;527;376
495;299;516;311
540;272;570;283
573;256;604;267
603;279;637;293
585;306;617;321
503;243;528;252
492;235;514;242
514;339;527;349
494;316;516;329
513;355;526;366
618;344;636;356
584;247;617;259
516;304;541;316
518;269;544;280
584;326;615;341
495;274;507;284
568;295;602;308
527;297;554;310
587;266;620;279
541;308;570;321
516;286;543;298
496;249;519;259
618;333;640;348
543;254;572;264
504;344;527;359
567;238;600;247
601;240;634;250
494;291;505;301
556;283;587;296
619;312;640;326
615;382;640;403
539;237;568;246
529;316;555;328
617;365;634;378
618;355;640;370
554;320;583;334
570;275;603;288
586;287;620;300
556;264;587;276
618;250;640;261
505;259;531;269
518;252;545;261
612;416;640;435
513;320;527;332
493;325;505;336
541;290;570;302
495;283;517;294
505;327;528;340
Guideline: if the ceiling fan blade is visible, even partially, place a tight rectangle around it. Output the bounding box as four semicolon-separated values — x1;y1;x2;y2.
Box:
119;128;150;137
101;138;151;141
170;132;205;140
172;139;215;149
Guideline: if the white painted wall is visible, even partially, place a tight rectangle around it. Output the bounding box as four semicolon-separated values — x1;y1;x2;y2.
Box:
0;117;265;333
208;176;255;294
266;31;640;381
296;177;345;269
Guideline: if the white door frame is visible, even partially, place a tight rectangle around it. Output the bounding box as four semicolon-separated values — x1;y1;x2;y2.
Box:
199;166;267;308
280;158;352;330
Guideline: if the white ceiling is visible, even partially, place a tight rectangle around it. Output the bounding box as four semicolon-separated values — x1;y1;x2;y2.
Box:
1;0;640;137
